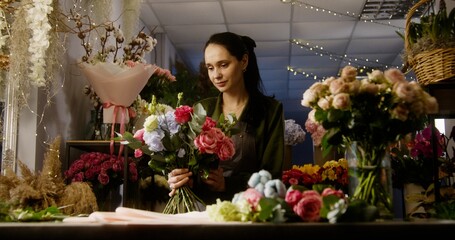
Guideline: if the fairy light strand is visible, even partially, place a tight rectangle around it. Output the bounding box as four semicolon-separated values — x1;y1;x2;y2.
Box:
290;39;403;69
281;0;407;30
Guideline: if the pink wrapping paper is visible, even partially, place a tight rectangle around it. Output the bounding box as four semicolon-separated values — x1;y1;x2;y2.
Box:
80;62;158;123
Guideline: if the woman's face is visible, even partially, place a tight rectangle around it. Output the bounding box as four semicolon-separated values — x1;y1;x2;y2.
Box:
204;43;247;93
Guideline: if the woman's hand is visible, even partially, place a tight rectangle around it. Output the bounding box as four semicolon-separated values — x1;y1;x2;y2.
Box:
201;167;225;192
167;168;193;197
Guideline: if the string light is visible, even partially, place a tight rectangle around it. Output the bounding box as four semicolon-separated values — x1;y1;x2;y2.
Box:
281;0;406;30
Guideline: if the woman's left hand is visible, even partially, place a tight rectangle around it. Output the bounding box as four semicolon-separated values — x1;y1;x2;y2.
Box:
201;167;225;192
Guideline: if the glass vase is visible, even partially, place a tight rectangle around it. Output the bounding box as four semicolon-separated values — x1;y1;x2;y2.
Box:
345;141;394;219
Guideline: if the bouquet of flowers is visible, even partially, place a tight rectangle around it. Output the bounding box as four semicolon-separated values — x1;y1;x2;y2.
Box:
66;9;159;145
284;119;306;146
120;94;237;214
65;152;138;190
282;158;349;191
301;66;439;217
301;66;439;154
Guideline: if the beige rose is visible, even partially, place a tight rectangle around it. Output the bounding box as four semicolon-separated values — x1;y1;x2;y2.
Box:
332;93;350;110
144;115;159;132
317;97;331;110
391;104;409;121
359;80;379;95
329;78;349;94
384;68;405;84
301;89;317;107
423;93;439;114
341;66;357;81
394;81;415;103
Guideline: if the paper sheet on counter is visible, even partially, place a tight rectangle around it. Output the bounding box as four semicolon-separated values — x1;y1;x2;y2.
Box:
63;207;224;225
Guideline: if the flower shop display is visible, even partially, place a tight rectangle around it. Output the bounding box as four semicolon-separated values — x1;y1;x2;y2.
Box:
284;119;306;146
282;158;349;191
120;94;237;214
402;0;455;85
391;125;445;190
64;151;138;211
205;169;360;223
0;136;101;221
392;124;455;219
301;65;439;219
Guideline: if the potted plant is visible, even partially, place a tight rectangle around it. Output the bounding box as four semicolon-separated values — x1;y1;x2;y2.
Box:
399;0;455;85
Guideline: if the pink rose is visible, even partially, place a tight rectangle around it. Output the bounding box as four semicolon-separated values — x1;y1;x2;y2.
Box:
321;188;345;199
293;190;322;222
243;188;263;210
98;171;110;185
174;105;193;124
112;160;122;173
202;117;216;131
84;165;100;180
128;162;138;182
285;189;302;207
133;128;145;142
217;137;235;160
72;172;85;182
134;149;143;158
194;128;225;154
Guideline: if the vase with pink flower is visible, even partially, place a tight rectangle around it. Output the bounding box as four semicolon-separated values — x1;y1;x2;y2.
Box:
65;151;138;211
301;66;439;220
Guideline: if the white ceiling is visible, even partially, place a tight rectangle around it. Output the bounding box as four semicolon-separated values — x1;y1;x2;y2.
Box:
138;0;451;113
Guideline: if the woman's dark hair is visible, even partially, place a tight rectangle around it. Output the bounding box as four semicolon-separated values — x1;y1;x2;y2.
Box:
204;32;266;96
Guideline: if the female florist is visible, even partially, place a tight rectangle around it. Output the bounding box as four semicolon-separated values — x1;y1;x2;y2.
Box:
1;0;455;239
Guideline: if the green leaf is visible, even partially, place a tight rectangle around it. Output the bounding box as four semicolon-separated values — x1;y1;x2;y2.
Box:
257;198;280;221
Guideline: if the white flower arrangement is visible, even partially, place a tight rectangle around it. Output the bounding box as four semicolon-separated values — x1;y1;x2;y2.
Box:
25;0;53;87
284;119;306;146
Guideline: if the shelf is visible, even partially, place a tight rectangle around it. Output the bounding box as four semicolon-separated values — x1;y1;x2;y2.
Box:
426;78;455;118
426;78;455;202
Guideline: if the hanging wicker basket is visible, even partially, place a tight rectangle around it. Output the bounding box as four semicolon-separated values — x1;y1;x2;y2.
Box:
405;0;455;85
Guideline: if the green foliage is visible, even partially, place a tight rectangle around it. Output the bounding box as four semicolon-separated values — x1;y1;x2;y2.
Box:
140;61;218;107
401;0;455;62
432;200;455;219
0;202;66;222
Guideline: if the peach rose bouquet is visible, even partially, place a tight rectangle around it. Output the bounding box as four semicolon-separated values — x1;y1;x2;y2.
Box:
120;93;237;214
301;66;439;153
301;66;439;219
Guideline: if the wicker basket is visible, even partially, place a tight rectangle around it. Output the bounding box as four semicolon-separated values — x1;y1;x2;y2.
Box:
405;0;455;85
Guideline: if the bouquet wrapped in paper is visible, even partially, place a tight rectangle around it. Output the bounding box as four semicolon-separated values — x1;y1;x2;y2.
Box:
80;62;157;125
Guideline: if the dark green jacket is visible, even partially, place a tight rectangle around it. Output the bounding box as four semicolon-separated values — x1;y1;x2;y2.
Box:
194;93;285;205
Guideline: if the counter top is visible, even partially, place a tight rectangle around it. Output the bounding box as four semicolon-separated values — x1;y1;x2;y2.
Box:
1;218;454;240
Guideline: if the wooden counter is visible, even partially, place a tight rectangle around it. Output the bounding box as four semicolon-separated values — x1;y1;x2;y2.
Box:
0;219;454;240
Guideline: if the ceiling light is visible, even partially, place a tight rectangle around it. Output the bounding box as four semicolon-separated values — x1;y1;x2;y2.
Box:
360;0;426;20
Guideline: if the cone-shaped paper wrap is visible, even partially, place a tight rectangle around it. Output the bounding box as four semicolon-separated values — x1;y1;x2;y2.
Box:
80;62;158;123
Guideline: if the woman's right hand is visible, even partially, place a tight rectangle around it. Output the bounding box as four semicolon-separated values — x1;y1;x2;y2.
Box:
167;168;193;197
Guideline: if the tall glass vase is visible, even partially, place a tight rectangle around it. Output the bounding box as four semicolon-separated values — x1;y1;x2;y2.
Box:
345;141;394;219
